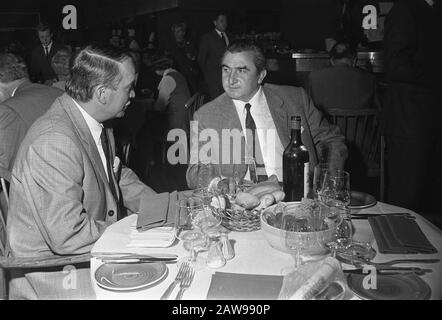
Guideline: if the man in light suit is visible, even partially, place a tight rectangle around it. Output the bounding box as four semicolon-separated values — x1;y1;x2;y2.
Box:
198;13;233;100
6;45;156;299
30;22;63;84
186;40;347;189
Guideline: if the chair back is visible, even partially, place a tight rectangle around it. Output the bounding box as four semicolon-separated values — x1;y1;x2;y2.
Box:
325;108;384;201
185;92;206;121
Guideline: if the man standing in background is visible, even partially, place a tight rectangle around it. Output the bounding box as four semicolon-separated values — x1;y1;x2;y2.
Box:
198;13;233;100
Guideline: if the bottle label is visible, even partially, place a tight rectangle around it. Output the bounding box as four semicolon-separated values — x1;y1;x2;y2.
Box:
304;162;310;198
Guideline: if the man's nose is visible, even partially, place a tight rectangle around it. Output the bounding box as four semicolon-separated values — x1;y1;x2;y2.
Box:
229;71;238;84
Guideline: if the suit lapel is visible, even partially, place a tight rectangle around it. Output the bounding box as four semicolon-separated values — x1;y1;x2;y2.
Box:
263;86;290;148
59;95;109;186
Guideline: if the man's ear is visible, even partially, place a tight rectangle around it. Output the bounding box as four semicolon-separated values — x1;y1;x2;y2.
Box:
95;85;108;104
258;69;267;85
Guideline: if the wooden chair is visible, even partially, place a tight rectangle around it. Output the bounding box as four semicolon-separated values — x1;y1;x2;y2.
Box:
325;108;385;201
185;92;206;121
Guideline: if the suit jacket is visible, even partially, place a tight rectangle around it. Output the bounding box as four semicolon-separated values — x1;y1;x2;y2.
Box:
307;64;381;111
198;30;234;99
30;42;64;83
0;80;63;182
7;93;156;258
6;94;156;298
186;84;348;189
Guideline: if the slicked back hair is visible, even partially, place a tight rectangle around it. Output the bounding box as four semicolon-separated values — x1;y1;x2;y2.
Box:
223;40;266;73
66;45;132;102
0;53;29;82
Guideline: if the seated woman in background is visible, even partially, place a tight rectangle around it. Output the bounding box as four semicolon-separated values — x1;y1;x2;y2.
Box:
151;51;191;135
48;47;72;91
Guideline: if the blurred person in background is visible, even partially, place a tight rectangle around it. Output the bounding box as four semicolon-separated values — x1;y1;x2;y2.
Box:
30;22;63;84
50;47;72;91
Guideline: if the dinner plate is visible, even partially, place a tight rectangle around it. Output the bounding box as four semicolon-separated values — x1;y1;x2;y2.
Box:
95;262;168;292
348;191;377;209
347;273;431;300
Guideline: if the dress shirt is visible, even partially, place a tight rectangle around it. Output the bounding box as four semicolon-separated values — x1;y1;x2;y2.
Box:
214;29;229;46
232;86;285;180
72;98;108;180
154;68;176;111
42;42;53;56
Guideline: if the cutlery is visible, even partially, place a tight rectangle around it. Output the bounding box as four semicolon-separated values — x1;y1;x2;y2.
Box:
175;267;195;300
93;252;178;259
344;267;432;276
160;262;189;300
357;258;440;267
101;258;176;264
350;213;415;220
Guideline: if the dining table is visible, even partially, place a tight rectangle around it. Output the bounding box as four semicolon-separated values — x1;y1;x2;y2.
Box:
90;197;442;300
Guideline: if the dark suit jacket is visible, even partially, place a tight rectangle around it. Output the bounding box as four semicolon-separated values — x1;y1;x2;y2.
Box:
198;30;234;99
186;84;347;188
30;42;64;83
0;80;63;182
307;64;380;111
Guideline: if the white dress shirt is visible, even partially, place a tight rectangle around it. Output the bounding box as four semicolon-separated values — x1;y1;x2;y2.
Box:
42;41;53;56
215;29;229;46
232;86;285;180
72;98;109;180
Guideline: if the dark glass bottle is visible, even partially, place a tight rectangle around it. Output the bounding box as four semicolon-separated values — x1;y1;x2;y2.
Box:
283;116;310;201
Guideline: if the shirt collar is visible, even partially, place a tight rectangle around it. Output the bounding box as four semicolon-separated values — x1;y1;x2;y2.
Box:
214;29;224;37
232;86;264;113
163;68;176;77
72;98;103;145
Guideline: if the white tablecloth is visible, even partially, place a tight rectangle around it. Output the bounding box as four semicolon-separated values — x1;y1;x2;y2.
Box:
90;201;442;300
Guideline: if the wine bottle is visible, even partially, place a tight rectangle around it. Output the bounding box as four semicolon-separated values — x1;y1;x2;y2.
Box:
283;116;310;201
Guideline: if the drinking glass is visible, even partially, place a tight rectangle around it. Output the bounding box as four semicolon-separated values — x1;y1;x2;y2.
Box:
175;197;207;270
229;164;245;198
244;157;258;184
197;162;219;190
318;170;351;208
312;163;329;199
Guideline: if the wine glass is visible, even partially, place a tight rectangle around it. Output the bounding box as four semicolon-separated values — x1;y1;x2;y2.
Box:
281;206;311;272
312;163;329;199
229;164;245;198
175;197;208;270
318;170;351;209
197;162;219;190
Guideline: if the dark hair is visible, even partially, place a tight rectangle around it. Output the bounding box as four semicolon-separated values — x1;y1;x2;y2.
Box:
171;22;187;33
213;12;227;21
0;53;28;82
330;42;356;62
223;40;266;73
150;50;174;71
36;21;51;33
66;45;132;102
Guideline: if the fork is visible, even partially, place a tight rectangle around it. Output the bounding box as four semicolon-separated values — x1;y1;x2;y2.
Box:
160;262;189;300
175;267;195;300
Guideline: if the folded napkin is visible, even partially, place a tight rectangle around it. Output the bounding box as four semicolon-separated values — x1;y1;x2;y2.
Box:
369;215;437;254
206;272;283;300
136;191;178;231
127;221;176;248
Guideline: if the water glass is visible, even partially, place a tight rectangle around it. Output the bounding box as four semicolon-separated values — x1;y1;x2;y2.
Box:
318;170;351;208
313;163;329;199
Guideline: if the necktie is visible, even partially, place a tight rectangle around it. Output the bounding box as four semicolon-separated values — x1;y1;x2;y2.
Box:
100;128;125;220
244;103;267;182
220;32;228;46
44;46;49;56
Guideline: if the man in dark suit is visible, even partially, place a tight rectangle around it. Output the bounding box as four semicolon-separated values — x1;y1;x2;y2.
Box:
307;42;380;111
187;40;347;189
30;22;63;84
198;13;233;100
384;0;442;212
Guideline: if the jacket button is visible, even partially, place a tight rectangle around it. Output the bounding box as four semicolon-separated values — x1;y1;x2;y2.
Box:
108;210;114;217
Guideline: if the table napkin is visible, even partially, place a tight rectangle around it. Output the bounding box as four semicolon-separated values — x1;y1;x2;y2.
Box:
369;215;437;254
127;222;176;248
136;191;178;231
206;272;283;300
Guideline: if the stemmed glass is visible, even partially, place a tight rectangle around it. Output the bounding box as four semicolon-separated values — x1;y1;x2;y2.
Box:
312;163;329;199
197;162;219;190
175;197;208;270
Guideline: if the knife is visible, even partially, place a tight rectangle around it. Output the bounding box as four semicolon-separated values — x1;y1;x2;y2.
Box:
351;213;415;220
93;252;178;258
101;258;177;264
343;267;432;275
